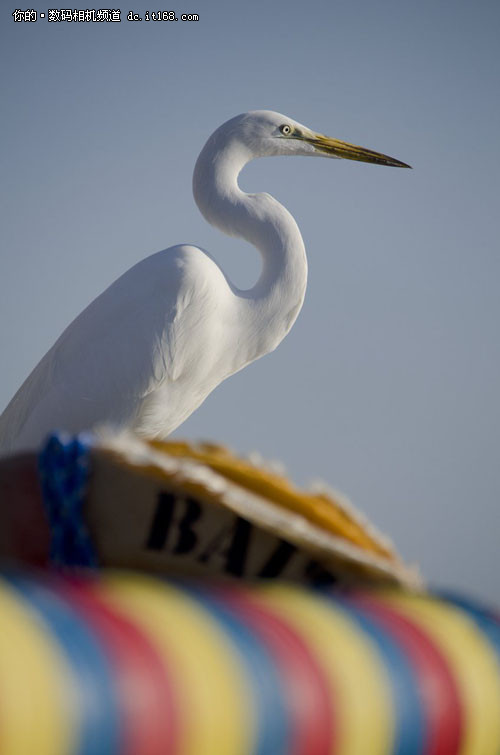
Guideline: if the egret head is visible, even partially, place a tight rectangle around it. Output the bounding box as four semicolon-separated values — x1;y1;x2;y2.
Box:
212;110;411;168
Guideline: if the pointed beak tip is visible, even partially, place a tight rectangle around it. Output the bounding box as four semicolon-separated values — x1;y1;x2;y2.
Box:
383;156;412;169
305;132;412;170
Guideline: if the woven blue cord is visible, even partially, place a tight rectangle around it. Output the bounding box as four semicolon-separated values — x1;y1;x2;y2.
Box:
38;432;98;568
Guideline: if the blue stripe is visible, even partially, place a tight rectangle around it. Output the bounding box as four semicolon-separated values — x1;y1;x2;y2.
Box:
437;591;500;665
329;594;426;755
7;574;122;755
185;586;291;755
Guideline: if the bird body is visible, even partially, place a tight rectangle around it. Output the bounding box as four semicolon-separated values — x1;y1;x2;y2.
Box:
0;111;409;455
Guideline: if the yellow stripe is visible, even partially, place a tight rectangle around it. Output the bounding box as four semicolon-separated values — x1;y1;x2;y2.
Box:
0;580;77;755
99;574;254;755
257;584;394;755
382;591;500;755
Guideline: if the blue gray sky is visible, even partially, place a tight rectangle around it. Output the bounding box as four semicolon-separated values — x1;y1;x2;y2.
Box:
1;1;499;601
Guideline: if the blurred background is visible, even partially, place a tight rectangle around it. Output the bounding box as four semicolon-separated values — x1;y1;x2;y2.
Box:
1;1;499;602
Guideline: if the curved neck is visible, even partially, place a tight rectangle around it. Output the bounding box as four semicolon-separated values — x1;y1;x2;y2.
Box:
193;140;308;359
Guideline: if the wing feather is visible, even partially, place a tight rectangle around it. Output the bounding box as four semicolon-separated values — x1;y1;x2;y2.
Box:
0;245;219;453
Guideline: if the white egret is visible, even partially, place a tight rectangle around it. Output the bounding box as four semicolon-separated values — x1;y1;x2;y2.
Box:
0;111;409;455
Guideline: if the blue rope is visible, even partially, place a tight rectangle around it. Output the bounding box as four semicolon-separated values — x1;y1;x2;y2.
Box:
38;432;98;568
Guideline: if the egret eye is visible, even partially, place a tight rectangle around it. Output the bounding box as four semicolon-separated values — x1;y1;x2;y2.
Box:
279;124;293;136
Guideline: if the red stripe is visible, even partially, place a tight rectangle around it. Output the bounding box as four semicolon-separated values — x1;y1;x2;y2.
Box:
211;586;335;755
51;577;180;755
348;594;463;755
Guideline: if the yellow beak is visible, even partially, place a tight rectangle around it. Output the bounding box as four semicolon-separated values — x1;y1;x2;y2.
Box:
304;133;411;168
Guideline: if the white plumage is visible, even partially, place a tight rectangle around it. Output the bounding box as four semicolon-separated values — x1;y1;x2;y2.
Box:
0;111;409;454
